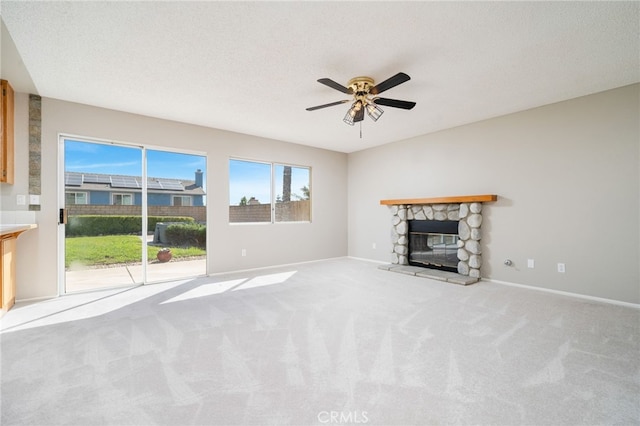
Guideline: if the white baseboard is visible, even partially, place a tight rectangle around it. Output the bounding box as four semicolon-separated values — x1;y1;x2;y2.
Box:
484;278;640;309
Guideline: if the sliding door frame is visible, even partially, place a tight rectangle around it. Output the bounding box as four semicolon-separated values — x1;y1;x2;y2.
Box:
57;133;208;295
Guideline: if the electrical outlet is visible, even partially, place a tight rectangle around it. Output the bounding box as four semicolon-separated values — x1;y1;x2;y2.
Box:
557;263;565;273
29;194;40;205
16;195;26;205
527;259;535;269
241;249;247;257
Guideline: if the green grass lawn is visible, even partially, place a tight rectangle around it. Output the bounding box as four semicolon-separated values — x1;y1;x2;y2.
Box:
65;235;205;268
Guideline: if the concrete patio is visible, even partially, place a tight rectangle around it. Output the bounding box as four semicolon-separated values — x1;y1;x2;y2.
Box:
65;257;206;293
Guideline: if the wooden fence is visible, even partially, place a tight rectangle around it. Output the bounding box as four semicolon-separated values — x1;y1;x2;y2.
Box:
67;205;206;222
229;200;310;223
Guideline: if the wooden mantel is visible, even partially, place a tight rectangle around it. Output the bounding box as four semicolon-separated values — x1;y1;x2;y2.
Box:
380;194;497;205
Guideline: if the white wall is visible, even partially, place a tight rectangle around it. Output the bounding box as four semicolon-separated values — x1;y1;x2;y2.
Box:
348;84;640;304
1;98;348;300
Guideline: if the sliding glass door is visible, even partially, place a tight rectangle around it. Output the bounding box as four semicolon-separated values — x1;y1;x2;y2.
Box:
59;137;207;293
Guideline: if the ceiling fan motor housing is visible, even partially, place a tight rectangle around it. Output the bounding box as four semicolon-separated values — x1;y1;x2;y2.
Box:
347;77;376;110
347;77;375;95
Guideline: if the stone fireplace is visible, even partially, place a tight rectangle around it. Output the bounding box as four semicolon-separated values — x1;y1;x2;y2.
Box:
381;195;497;282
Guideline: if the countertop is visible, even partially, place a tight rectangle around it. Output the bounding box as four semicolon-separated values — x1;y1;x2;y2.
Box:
0;223;38;237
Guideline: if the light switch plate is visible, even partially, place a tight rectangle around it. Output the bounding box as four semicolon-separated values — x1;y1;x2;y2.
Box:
527;259;535;268
29;194;41;205
17;195;26;205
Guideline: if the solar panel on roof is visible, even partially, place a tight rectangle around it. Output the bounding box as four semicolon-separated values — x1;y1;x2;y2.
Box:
65;173;82;186
83;174;111;184
110;176;130;188
147;180;163;189
159;181;184;191
110;176;141;189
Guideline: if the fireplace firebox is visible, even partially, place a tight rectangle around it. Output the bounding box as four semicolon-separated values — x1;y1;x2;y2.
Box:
408;220;459;273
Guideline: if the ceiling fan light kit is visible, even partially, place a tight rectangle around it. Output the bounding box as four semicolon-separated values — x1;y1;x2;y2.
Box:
307;72;416;130
343;105;357;125
366;103;384;121
343;100;364;126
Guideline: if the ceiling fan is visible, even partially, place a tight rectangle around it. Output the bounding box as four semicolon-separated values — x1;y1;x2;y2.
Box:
306;72;416;126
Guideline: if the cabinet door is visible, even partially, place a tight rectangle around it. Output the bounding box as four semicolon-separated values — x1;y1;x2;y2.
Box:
1;79;14;184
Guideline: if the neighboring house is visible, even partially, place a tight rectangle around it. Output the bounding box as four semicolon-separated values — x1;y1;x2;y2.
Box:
65;169;205;207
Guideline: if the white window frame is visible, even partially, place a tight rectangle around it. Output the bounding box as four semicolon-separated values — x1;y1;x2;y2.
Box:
172;195;192;206
112;193;134;205
66;191;88;205
229;158;311;224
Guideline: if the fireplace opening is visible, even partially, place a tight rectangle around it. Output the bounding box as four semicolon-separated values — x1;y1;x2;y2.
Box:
408;220;459;273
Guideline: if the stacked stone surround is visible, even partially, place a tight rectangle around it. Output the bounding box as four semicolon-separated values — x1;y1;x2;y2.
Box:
389;202;484;278
29;94;41;211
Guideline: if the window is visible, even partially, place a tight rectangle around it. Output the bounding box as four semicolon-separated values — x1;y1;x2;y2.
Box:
112;193;134;205
274;164;310;222
229;159;272;223
66;192;88;205
172;195;192;206
229;159;311;223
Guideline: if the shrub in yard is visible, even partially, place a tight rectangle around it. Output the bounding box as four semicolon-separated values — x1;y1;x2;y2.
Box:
66;215;195;236
165;223;206;248
146;216;195;233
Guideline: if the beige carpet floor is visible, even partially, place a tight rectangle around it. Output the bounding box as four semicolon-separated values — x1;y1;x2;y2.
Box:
1;258;638;425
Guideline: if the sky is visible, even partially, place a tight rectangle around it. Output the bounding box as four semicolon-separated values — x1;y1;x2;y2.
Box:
64;139;206;180
64;139;309;205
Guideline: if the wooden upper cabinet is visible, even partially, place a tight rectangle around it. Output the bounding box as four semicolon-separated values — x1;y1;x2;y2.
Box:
1;79;15;184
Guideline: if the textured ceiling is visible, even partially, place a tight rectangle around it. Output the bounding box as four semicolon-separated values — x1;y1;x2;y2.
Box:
1;1;638;153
